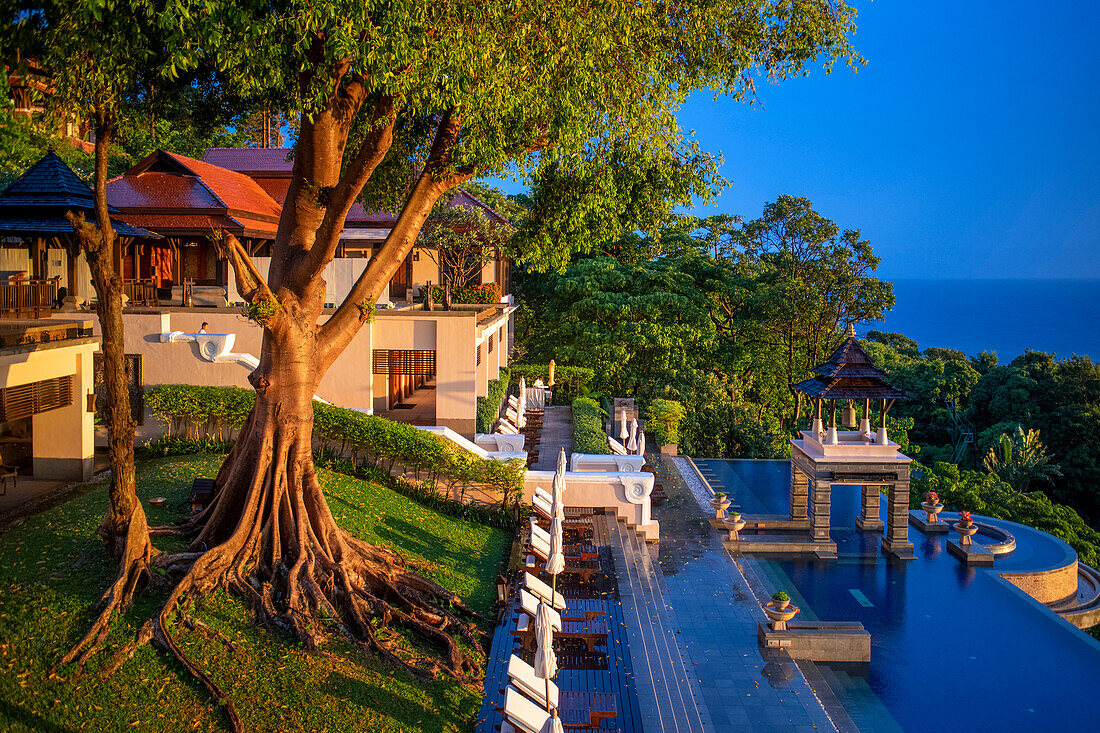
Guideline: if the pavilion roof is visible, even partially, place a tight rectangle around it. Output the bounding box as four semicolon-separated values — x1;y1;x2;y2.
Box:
0;151;159;239
791;330;909;401
107;150;280;238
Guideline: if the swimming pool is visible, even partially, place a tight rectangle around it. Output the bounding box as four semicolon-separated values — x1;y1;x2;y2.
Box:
698;459;1100;731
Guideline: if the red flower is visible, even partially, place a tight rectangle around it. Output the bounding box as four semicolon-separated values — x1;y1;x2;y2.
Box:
958;510;973;526
924;491;940;504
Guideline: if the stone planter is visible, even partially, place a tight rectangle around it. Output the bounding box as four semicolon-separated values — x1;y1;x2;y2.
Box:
955;522;978;546
772;597;790;611
764;601;799;630
723;516;747;542
922;501;944;523
711;495;731;520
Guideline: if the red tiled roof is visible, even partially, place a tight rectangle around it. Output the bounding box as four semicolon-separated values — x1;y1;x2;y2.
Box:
108;172;223;210
113;212;247;234
159;151;282;219
203;147;294;174
202;147;508;225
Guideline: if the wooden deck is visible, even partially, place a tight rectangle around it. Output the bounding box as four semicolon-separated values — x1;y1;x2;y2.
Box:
475;514;643;732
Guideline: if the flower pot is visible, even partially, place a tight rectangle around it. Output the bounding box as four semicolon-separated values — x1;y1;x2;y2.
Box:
710;495;731;519
922;501;944;523
764;601;799;630
723;516;747;542
772;598;790;611
955;522;978;546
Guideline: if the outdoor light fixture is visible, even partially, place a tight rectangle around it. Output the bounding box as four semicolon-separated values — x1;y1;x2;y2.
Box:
496;573;509;605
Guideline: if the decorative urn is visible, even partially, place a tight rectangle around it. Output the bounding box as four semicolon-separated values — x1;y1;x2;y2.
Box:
711;493;731;520
954;511;978;546
723;513;747;542
763;597;799;630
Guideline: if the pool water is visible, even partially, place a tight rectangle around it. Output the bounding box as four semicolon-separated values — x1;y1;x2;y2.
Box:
698;459;1100;732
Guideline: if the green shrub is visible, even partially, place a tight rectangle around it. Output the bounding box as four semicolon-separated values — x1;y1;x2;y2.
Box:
476;367;512;433
509;364;594;403
572;397;610;454
430;282;501;304
142;384;526;520
915;461;1100;568
135;435;234;459
644;398;685;446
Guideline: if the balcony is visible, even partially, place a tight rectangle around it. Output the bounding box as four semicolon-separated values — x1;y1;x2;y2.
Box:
0;280;58;319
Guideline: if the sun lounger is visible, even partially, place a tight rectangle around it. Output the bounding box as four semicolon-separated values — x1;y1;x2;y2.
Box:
512;610;608;653
501;687;616;733
503;656;617;728
523;572;566;610
519;586;605;622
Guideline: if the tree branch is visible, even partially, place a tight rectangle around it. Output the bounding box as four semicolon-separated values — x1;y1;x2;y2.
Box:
316;110;475;363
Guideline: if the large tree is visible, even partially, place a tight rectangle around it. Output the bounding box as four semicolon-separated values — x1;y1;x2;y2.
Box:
13;0;861;713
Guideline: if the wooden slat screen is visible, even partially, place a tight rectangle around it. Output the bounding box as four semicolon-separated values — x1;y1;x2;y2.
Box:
476;344;482;366
0;375;72;421
372;350;436;376
488;334;494;353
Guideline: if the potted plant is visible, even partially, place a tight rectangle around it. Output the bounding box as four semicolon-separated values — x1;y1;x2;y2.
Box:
955;510;978;545
710;491;731;519
921;491;944;522
771;591;790;611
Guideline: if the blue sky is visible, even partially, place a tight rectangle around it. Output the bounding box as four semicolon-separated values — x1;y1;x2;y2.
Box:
498;1;1100;280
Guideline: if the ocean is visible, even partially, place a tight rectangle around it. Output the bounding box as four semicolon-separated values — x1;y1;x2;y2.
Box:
860;279;1100;361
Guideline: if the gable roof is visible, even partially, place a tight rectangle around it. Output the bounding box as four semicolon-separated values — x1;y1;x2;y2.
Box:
0;151;157;238
201;146;509;225
107;150;281;238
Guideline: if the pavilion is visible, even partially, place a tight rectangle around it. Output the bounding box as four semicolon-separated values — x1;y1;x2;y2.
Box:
787;325;915;560
0;151;158;314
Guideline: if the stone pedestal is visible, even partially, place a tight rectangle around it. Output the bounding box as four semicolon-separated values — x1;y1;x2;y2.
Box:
948;537;994;565
881;481;914;560
909;509;949;534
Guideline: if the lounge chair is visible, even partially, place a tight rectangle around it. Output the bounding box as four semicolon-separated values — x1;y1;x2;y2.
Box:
532;498;593;538
519;587;605;622
500;687;615;733
502;655;617;728
527;523;602;582
512;610;608;653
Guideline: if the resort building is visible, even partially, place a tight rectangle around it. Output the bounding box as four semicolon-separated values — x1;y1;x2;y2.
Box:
0;150;516;437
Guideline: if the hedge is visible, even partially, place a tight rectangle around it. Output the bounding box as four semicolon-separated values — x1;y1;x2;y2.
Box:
143;384;525;511
510;364;594;403
429;282;501;305
644;399;685;447
572;397;610;454
476;367;512;433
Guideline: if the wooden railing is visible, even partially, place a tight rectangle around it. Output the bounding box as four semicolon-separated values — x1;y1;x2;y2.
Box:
123;279;159;307
0;280;57;319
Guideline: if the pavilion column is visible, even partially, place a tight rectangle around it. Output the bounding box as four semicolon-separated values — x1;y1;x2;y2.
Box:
807;478;832;544
789;467;809;522
855;484;884;531
881;478;915;560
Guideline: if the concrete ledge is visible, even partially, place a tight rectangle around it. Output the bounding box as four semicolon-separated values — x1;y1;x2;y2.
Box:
909;510;950;534
758;623;871;663
948;537;994;565
854;517;885;531
743;516;812;531
735;536;838;559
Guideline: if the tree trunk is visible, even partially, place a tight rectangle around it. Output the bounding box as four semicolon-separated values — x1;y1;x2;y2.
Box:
172;322;483;681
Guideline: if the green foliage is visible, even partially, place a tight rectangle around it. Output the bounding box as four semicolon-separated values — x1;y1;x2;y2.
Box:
245;295;283;325
644;399;685;446
476;368;512;434
572;397;610;454
966;351;1100;520
982;425;1062;493
509;364;594;403
419;204;513;292
0;454;506;730
867;330;920;358
146;385;525;507
915;461;1100;568
135;435;234;459
430;283;501;305
772;591;790;602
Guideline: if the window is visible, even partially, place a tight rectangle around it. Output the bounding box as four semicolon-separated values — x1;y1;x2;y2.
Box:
372;350;436;375
0;376;73;421
476;344;482;366
488;334;494;353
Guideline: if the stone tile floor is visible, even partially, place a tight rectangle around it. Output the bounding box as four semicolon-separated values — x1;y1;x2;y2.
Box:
608;459;838;732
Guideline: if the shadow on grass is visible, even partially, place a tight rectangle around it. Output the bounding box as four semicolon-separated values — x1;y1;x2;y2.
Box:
0;699;78;733
322;668;476;733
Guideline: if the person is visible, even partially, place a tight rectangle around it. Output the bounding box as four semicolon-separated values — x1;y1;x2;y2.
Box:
199;322;208;333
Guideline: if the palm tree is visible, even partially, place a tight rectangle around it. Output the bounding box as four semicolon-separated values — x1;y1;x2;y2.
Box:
983;425;1062;493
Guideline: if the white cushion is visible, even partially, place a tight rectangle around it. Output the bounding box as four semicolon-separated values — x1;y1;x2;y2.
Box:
523;571;566;610
507;655;559;708
504;686;550;733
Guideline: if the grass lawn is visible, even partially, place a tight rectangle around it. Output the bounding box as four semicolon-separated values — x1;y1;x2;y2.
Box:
0;454;511;732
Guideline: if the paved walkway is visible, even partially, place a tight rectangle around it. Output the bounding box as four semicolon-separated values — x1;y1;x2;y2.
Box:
532;405;573;470
623;459;839;733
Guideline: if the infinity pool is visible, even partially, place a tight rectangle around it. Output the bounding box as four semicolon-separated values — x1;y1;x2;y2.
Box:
698;459;1100;732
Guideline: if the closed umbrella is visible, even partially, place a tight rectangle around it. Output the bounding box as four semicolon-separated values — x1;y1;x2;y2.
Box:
540;710;564;733
519;376;528;411
548;359;556;387
620;409;629;441
627;417;638;452
638;430;646;456
533;600;558;714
